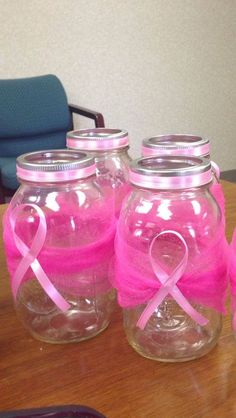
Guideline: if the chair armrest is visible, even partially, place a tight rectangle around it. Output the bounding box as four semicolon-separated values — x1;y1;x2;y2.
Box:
69;104;105;128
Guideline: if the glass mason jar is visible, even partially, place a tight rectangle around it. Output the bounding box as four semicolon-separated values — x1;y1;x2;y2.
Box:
114;156;228;362
3;150;116;343
142;134;225;220
142;134;220;180
67;128;131;216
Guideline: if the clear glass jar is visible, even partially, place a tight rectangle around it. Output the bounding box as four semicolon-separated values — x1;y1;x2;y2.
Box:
142;134;220;182
142;134;225;221
67;128;131;216
3;150;116;343
115;156;228;362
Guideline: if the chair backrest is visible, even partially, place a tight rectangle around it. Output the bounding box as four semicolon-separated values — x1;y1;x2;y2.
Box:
0;74;72;157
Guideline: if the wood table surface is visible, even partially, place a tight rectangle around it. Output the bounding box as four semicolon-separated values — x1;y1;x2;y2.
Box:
1;181;236;418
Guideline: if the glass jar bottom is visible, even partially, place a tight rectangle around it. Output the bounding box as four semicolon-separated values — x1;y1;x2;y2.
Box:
16;280;116;343
124;300;222;362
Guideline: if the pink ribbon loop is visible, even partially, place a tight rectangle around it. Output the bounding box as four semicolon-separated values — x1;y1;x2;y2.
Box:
211;161;220;180
136;230;209;330
10;204;70;312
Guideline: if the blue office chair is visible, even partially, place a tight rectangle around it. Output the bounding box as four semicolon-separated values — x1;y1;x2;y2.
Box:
0;74;105;203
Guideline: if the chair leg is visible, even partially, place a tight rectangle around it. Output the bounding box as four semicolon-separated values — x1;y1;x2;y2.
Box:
0;186;5;204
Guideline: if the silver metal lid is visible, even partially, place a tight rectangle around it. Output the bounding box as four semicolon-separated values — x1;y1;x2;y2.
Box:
142;134;210;157
17;150;94;171
67;128;129;151
129;156;212;189
16;150;96;182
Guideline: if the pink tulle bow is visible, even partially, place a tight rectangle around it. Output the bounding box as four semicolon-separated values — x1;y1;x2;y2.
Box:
113;223;229;316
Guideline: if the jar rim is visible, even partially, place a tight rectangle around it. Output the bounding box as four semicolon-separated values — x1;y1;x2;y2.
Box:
129;156;212;189
142;134;210;157
67;128;129;151
16;150;96;182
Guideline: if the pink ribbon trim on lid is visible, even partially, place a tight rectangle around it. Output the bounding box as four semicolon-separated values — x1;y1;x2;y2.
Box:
67;135;129;151
136;230;209;330
142;143;210;157
10;204;70;312
129;170;212;190
17;165;96;183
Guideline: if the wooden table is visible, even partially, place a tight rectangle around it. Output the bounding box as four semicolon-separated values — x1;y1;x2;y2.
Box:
1;181;236;418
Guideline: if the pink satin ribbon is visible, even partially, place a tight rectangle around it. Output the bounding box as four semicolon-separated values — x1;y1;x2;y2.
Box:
10;204;70;312
67;135;129;151
142;143;210;157
137;230;209;330
17;165;96;182
129;170;212;190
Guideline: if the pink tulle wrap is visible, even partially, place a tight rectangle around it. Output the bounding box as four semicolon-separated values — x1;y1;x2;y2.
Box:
3;201;116;299
229;229;236;329
113;220;229;314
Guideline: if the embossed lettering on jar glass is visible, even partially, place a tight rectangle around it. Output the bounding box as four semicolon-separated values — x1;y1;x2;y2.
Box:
67;128;131;216
114;156;228;362
3;150;116;343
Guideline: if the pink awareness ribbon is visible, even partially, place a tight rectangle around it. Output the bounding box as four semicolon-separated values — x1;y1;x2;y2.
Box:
136;230;209;330
10;204;70;312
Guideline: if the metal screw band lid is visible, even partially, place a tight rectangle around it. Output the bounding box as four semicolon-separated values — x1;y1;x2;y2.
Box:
129;156;212;189
142;134;210;157
67;128;129;151
17;150;96;182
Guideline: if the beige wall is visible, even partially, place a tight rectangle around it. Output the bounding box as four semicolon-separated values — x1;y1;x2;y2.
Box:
0;0;235;169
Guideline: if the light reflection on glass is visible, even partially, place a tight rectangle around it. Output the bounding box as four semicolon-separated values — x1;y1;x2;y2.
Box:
70;217;76;231
191;200;201;215
28;195;39;203
157;200;172;220
45;192;60;212
188;226;196;239
134;229;142;237
76;190;86;207
136;200;153;214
